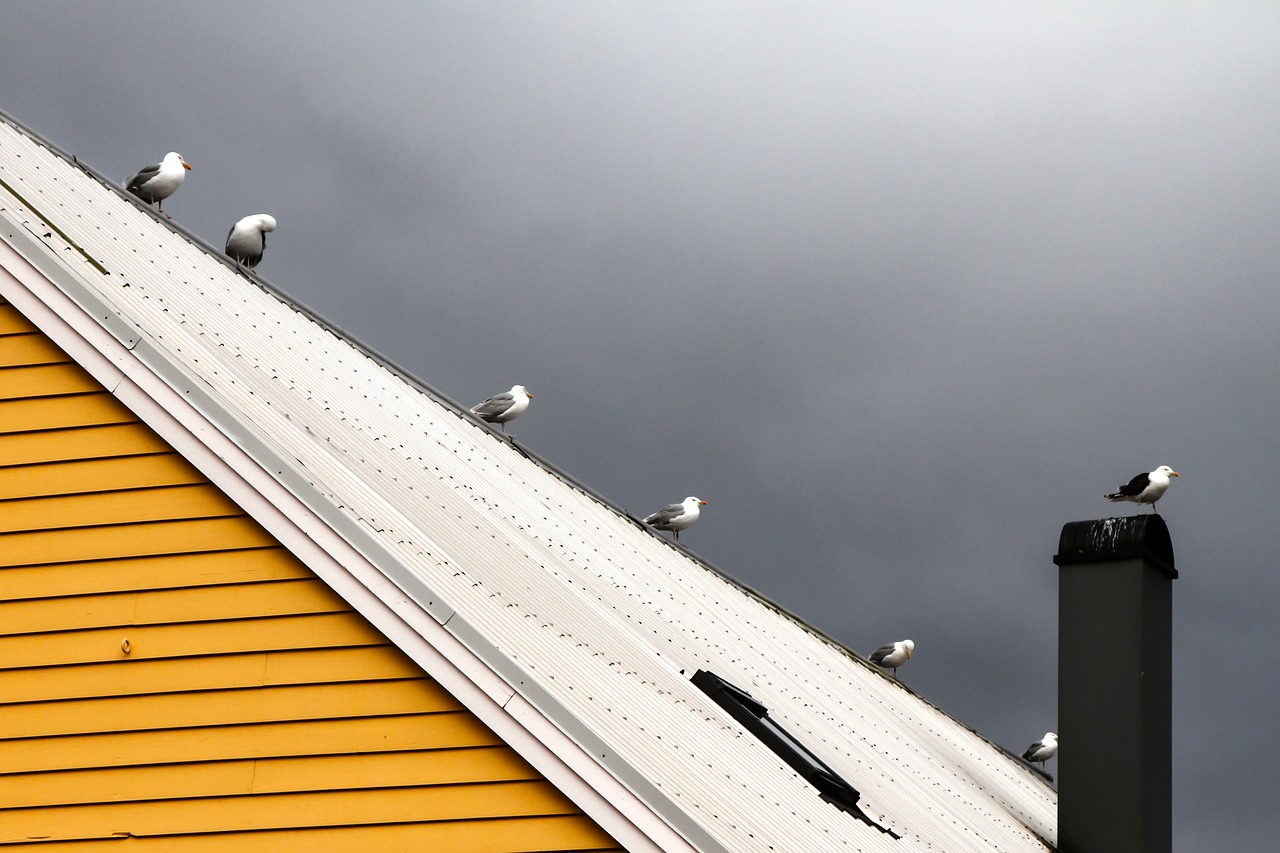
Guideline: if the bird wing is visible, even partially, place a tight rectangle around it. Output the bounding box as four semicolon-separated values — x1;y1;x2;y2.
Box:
471;393;515;417
869;643;896;664
645;503;684;525
1116;472;1151;496
126;164;161;191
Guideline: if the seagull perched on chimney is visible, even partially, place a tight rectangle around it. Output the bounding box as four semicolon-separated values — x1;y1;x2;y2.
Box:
1105;465;1179;514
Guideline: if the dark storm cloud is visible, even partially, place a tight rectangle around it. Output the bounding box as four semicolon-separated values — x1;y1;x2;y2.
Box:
5;3;1280;848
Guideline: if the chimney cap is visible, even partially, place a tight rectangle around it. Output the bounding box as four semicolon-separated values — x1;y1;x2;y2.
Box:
1053;514;1176;578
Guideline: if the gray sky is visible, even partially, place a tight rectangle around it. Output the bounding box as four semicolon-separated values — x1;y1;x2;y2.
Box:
5;2;1279;847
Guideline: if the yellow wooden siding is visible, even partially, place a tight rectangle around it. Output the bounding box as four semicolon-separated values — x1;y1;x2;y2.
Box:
0;453;208;500
0;299;621;852
0;549;311;600
0;301;38;334
0;816;613;852
2;713;501;773
1;646;420;703
0;422;172;467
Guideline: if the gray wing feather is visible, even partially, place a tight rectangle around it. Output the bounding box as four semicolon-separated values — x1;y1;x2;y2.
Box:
126;164;161;192
471;393;515;418
869;643;896;664
645;503;684;525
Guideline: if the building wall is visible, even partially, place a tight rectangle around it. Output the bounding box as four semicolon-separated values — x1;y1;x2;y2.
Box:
0;297;620;852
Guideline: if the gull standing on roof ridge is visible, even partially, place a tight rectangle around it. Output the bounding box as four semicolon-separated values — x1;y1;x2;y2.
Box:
1105;465;1179;514
225;214;277;270
643;496;707;542
1022;732;1058;768
470;385;533;435
869;639;914;677
125;152;190;217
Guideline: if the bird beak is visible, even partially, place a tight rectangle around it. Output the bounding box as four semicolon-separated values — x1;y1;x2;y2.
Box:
182;161;192;170
699;500;708;506
1169;471;1179;477
906;649;912;659
526;392;534;398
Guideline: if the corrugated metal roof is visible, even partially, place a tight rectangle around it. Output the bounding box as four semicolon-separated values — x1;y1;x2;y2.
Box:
0;112;1055;852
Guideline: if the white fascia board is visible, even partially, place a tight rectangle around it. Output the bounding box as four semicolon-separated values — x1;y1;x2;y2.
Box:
0;230;705;853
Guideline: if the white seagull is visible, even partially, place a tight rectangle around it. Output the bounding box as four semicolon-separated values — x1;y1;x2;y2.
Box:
1022;732;1058;768
125;152;190;217
643;496;707;542
470;385;533;434
225;214;277;270
1105;465;1179;514
869;639;914;677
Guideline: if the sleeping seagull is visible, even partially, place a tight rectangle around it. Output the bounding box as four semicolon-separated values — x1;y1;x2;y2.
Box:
1022;732;1058;768
470;385;533;434
869;639;914;677
1105;465;1179;514
643;496;707;542
225;214;277;270
125;152;190;217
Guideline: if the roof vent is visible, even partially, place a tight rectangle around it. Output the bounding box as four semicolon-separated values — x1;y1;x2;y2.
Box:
692;669;900;840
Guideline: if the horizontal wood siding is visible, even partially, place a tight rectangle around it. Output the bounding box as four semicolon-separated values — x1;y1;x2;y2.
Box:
0;300;620;851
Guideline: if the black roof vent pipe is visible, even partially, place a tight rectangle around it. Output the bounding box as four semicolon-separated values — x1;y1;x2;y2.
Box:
1053;515;1175;853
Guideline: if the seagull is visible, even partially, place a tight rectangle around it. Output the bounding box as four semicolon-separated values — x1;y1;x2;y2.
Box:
869;639;914;677
225;214;278;270
1105;465;1179;514
643;496;707;542
125;152;190;217
1022;732;1058;768
470;385;533;434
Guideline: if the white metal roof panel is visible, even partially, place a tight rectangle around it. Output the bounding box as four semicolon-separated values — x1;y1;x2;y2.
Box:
0;113;1055;852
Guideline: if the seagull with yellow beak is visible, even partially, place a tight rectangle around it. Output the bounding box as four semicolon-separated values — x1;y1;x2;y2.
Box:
125;152;190;217
1105;465;1179;514
869;639;914;677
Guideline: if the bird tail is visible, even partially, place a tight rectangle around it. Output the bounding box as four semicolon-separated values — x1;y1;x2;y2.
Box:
1104;492;1125;501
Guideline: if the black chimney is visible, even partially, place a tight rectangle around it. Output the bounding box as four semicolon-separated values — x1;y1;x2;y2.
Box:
1053;515;1175;853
